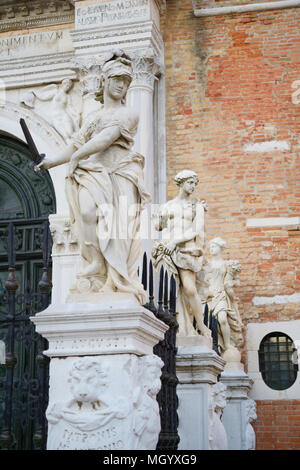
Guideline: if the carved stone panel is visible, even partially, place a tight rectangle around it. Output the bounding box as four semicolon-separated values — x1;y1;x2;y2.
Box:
46;354;164;450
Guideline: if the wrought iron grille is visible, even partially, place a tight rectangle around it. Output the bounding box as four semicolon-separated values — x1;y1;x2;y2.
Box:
258;332;298;391
0;221;52;450
141;253;180;451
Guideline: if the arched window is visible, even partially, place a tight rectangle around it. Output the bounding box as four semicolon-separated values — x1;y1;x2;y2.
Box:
258;332;298;391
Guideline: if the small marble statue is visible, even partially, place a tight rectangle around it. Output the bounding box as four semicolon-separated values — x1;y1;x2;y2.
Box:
199;237;243;358
209;382;228;450
245;399;257;450
21;78;80;143
152;170;211;339
36;50;150;304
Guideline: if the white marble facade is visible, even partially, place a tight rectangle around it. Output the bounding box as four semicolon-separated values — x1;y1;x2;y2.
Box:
0;0;166;303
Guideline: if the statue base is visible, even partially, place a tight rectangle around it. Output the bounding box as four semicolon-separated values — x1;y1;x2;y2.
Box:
220;365;254;450
176;334;212;349
176;339;226;450
31;298;168;450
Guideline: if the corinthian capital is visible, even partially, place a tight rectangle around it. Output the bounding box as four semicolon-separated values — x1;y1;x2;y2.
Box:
131;52;163;91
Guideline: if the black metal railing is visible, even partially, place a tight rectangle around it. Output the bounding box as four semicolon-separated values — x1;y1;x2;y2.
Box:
0;221;52;450
141;253;180;451
141;253;220;450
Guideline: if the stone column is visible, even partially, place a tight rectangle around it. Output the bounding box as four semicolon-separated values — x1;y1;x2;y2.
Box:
31;295;168;450
176;337;226;450
71;0;166;205
127;54;162;201
220;370;254;450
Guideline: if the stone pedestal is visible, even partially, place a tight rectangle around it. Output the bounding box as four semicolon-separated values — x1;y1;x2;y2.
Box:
31;294;168;450
220;369;254;450
176;337;226;450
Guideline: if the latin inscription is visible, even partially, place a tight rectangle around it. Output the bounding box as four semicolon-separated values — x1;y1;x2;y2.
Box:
76;0;150;28
58;426;124;450
50;336;128;354
0;30;71;58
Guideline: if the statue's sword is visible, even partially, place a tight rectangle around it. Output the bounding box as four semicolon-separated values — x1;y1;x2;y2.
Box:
19;118;46;175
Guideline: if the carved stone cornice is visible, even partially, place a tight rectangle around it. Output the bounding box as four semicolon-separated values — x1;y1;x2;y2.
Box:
0;1;74;33
0;51;76;89
71;20;164;59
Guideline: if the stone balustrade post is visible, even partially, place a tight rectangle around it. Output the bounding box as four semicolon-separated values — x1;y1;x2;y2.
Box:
176;338;226;450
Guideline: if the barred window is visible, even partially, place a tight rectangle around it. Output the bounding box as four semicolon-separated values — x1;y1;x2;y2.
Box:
258;332;298;391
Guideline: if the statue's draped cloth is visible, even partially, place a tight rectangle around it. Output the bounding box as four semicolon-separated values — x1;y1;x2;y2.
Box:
65;110;150;304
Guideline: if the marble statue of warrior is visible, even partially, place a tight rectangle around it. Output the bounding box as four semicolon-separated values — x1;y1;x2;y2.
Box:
152;169;211;339
198;237;244;355
36;51;150;304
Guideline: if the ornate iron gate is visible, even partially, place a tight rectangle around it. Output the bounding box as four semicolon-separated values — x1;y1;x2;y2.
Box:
0;221;52;450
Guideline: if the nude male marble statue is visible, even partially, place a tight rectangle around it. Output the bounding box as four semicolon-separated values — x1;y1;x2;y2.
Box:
152;169;211;339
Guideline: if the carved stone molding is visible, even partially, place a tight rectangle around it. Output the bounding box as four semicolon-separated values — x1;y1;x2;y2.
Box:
71;20;164;59
0;1;74;33
32;298;168;357
0;31;76;89
0;101;65;149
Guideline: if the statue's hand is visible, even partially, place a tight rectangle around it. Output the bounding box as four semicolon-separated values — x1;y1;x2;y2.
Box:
34;158;49;172
164;241;176;256
68;156;79;177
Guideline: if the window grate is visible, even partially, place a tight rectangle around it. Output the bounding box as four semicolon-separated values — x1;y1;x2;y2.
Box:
258;332;298;391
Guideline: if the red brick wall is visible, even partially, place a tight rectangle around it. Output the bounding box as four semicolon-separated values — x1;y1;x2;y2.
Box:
162;0;300;449
163;2;300;327
253;400;300;449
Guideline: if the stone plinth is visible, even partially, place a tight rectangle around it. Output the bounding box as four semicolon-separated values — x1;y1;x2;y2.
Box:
220;369;254;450
176;337;226;450
31;295;168;450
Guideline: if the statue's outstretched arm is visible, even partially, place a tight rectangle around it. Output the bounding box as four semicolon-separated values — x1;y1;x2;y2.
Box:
35;143;75;171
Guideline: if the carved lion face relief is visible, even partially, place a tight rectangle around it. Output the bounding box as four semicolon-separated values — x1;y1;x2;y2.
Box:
68;357;108;404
